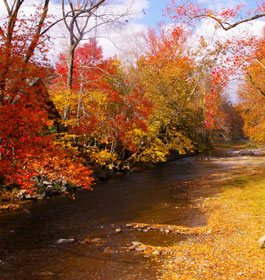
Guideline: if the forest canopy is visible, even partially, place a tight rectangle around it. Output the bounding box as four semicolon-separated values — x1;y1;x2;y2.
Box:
1;0;265;194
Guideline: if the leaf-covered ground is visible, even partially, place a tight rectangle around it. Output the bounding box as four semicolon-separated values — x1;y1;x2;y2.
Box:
160;164;265;279
135;161;265;279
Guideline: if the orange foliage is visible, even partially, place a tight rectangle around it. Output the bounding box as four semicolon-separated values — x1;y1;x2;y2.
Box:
0;2;93;190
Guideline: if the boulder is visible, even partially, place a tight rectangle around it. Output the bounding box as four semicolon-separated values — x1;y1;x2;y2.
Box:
17;190;27;200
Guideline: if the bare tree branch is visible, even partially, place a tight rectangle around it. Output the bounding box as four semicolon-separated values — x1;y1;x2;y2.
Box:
24;0;50;64
246;71;265;97
3;0;11;16
198;13;265;31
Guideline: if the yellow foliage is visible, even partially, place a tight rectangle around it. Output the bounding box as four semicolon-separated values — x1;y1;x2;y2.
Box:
88;148;117;168
136;138;169;163
168;132;194;154
53;133;79;155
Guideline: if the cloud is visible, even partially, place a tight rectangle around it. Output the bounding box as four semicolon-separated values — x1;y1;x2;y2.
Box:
0;0;150;65
197;0;247;11
47;0;150;64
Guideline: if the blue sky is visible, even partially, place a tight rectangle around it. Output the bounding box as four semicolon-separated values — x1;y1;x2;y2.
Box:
137;0;264;28
139;0;169;27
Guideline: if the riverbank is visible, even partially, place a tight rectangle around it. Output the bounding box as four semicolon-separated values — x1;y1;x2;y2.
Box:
0;141;263;213
146;159;265;279
1;151;265;279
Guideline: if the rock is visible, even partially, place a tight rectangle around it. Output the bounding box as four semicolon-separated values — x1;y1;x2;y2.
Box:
238;150;254;156
56;238;75;244
135;246;147;252
153;249;162;255
144;254;152;258
36;194;45;200
115;228;122;233
17;190;27;200
91;238;101;242
259;235;265;248
143;229;149;232
104;247;115;254
132;241;142;246
45;185;53;191
43;181;51;185
39;272;55;276
24;193;32;200
126;223;133;228
252;149;265;156
128;245;136;251
165;229;170;234
79;238;90;244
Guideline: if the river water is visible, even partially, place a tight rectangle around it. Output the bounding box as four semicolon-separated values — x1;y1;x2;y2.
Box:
0;154;263;280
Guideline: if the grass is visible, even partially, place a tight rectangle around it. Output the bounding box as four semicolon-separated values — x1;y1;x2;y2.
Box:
220;173;265;217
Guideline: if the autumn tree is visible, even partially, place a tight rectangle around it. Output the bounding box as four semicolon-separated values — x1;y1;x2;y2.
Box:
0;0;93;191
60;0;133;121
166;1;265;31
237;27;265;142
122;26;200;163
165;1;265;137
52;40;153;171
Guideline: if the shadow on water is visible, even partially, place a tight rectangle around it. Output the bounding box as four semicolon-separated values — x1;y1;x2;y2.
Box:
0;157;238;279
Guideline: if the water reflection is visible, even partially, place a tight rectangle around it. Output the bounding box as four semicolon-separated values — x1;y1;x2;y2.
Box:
0;157;234;279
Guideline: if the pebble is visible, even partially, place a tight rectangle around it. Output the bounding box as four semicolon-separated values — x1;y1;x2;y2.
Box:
153;249;162;255
104;247;115;254
126;224;133;228
56;238;75;244
115;228;122;233
135;246;147;252
165;229;170;234
91;238;101;242
128;245;136;250
132;241;142;246
38;272;55;276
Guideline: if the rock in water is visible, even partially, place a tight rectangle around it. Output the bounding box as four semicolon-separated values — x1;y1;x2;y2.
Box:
131;241;142;246
56;238;75;244
135;246;147;252
259;235;265;248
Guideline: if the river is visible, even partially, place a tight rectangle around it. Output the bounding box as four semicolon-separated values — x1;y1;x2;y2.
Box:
1;153;264;279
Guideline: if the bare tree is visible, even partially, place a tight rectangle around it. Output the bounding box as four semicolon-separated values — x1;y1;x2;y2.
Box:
61;0;132;121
